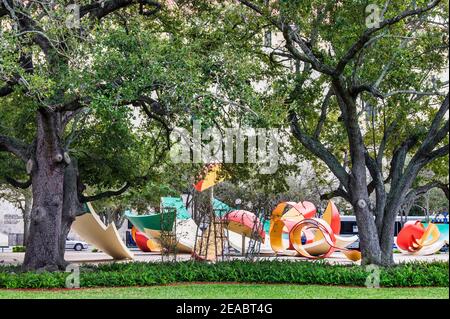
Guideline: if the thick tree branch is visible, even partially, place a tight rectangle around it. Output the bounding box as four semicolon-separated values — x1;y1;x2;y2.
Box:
425;143;449;162
412;181;450;199
388;94;448;188
0;134;29;161
52;97;91;113
313;88;334;139
320;187;350;202
334;0;442;75
5;176;31;189
377;119;398;165
13;5;53;58
387;95;449;217
0;52;33;98
238;0;334;75
289;111;350;189
419;94;449;152
389;135;419;188
0;2;7;17
80;0;161;20
0;81;15;97
350;84;384;99
80;182;131;203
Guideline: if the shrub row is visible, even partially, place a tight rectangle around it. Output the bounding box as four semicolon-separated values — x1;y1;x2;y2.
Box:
12;246;26;253
0;260;448;289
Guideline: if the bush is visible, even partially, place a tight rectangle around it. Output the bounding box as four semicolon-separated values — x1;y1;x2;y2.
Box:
91;248;98;253
0;260;447;289
12;246;26;253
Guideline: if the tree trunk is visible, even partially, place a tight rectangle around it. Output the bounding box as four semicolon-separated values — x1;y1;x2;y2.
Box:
22;111;66;271
379;211;396;266
350;185;382;265
22;190;32;246
379;199;405;266
58;158;84;268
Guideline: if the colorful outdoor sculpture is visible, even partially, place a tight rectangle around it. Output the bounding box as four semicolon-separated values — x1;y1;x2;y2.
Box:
269;200;361;261
125;197;235;258
194;164;225;192
396;221;445;256
71;202;134;260
223;210;265;241
131;226;160;252
221;210;268;255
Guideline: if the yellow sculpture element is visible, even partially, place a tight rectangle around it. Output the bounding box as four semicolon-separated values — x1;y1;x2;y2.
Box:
269;202;305;253
194;165;226;192
415;223;440;249
140;230;162;252
71;203;134;260
269;200;361;261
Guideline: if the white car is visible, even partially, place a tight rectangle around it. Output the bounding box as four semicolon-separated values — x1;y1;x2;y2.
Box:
65;239;89;251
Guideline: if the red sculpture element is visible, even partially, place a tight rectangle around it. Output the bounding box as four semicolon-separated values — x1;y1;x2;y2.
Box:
223;210;265;241
131;226;153;252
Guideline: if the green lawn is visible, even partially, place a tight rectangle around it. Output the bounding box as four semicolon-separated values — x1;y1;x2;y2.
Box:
0;284;448;299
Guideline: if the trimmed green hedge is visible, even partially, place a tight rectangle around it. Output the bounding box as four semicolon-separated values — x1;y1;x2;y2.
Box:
0;260;448;289
12;246;26;253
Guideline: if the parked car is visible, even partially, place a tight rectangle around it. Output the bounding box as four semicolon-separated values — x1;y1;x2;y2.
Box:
65;239;89;251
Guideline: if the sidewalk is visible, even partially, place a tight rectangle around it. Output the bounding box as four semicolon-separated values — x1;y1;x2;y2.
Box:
1;251;448;266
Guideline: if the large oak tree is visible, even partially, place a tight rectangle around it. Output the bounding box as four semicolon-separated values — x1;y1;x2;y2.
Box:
234;0;449;265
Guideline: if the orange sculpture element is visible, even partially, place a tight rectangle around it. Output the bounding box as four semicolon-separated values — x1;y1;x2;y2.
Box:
131;226;160;252
396;221;443;255
270;202;309;253
289;218;336;259
223;210;265;241
269;200;361;261
321;200;341;234
194;164;225;192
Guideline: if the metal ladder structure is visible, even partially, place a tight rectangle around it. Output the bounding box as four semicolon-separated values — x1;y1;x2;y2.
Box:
192;205;230;262
159;207;178;262
244;203;276;260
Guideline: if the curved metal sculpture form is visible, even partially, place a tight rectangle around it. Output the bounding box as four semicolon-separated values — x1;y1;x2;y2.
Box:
194;164;225;192
125;210;176;232
71;203;134;260
223;210;265;241
396;221;445;255
269;200;361;261
289;218;361;261
269;201;315;254
131;226;160;252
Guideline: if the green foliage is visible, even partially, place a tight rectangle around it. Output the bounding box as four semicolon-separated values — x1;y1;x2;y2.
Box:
231;0;449;197
12;246;26;253
0;261;447;289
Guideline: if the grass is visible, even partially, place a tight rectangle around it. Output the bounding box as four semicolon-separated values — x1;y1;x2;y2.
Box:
0;284;448;299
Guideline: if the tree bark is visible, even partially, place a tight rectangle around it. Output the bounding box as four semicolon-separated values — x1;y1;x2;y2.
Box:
349;188;382;265
22;111;66;271
379;209;396;265
334;82;383;265
58;158;84;268
22;190;32;246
